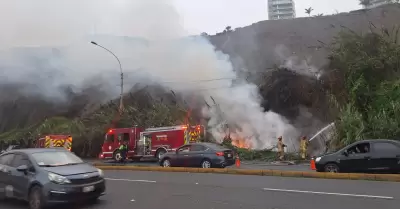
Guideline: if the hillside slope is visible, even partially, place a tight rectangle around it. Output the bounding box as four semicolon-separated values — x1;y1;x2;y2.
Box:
209;4;400;70
1;4;400;154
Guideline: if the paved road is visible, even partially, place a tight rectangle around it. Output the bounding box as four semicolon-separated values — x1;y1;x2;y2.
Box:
1;170;399;209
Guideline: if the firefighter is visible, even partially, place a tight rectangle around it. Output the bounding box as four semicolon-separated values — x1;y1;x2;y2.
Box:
300;136;308;159
277;136;286;161
119;141;128;163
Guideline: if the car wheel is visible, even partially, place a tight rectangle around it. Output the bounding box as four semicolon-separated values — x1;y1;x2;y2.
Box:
114;151;122;162
324;163;340;173
29;186;44;209
201;159;212;168
162;159;171;167
156;149;166;160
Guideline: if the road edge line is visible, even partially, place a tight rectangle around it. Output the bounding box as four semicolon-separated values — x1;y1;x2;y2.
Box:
95;165;400;182
262;188;394;199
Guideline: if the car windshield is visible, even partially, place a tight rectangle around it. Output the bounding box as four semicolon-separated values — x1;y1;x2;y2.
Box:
32;151;84;167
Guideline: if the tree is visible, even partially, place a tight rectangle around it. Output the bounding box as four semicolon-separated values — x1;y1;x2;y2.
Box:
0;86;191;157
305;7;313;16
359;0;372;8
328;26;400;147
224;26;232;33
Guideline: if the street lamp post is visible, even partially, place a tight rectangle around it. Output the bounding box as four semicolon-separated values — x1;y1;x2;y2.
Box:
90;41;124;114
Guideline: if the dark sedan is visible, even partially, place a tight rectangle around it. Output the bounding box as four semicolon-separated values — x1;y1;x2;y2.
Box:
315;139;400;173
159;142;235;168
0;148;106;209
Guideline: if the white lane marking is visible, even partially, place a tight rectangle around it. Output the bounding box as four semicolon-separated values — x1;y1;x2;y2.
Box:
262;188;394;200
105;178;156;183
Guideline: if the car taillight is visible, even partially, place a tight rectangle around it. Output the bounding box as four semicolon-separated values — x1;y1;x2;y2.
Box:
216;152;224;156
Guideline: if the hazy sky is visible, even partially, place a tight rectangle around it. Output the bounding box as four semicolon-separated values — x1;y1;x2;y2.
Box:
0;0;362;48
174;0;361;34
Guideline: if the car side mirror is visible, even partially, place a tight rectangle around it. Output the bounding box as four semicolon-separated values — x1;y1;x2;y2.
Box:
16;165;28;172
343;150;349;156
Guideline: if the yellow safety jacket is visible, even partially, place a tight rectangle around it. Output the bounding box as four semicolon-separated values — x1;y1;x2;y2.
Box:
300;139;308;151
277;141;284;152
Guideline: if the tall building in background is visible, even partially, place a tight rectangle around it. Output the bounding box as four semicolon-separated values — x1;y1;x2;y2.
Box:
363;0;392;9
268;0;296;20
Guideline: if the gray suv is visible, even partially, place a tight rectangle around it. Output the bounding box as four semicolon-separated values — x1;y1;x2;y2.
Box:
0;148;106;209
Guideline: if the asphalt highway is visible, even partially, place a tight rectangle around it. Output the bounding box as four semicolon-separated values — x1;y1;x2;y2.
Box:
1;170;399;209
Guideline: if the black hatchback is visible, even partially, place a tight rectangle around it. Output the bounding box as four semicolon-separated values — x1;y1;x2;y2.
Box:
159;142;235;168
0;148;106;209
315;139;400;173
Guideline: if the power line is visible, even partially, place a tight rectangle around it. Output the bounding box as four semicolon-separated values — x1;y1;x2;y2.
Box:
122;77;236;85
160;77;235;83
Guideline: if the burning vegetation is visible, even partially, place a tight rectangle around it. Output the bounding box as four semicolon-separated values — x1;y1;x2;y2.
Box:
231;138;251;149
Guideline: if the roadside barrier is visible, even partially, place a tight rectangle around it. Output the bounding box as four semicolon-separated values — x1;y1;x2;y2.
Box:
93;163;400;182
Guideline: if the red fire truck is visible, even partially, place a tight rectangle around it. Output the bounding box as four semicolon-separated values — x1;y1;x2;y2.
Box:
99;125;204;162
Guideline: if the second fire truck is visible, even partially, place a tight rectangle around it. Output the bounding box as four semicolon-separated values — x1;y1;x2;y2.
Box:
34;135;73;151
99;125;204;162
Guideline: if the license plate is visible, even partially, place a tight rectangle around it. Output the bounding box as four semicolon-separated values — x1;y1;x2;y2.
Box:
227;154;232;157
82;185;95;193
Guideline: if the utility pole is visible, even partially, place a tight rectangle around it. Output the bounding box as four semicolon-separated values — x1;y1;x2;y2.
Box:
90;41;124;114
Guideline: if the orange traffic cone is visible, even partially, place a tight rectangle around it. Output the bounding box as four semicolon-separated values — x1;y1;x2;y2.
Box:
235;155;241;168
310;158;316;170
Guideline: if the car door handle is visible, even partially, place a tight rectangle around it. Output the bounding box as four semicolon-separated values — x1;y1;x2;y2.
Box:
364;156;371;160
183;155;189;157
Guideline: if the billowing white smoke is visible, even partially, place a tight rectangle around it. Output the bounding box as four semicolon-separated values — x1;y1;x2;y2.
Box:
0;0;299;149
274;44;323;80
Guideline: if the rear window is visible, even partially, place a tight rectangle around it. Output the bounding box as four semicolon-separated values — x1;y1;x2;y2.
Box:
32;151;83;166
205;143;228;150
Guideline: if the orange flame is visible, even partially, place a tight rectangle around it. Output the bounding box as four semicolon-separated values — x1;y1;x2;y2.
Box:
231;138;251;149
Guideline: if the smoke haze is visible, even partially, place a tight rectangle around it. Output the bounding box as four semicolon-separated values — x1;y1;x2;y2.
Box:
0;0;300;149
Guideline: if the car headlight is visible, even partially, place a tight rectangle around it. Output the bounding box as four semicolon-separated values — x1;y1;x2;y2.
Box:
315;157;322;162
97;168;104;177
48;172;71;184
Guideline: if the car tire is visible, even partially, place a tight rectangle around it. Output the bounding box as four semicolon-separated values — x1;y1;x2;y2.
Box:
113;151;122;162
324;163;340;173
29;186;45;209
162;159;171;167
156;149;167;160
201;159;212;168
